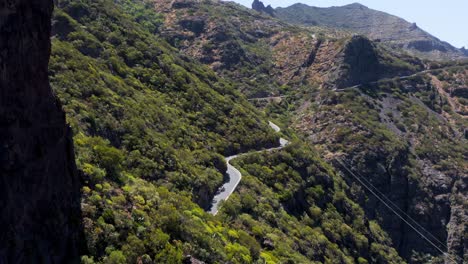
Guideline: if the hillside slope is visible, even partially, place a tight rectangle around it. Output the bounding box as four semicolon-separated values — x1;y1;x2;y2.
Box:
275;3;468;61
150;0;467;262
46;0;406;263
153;0;423;96
291;66;467;262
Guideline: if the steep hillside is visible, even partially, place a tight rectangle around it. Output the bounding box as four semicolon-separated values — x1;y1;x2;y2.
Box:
0;0;82;262
52;0;279;209
149;0;467;262
289;65;468;262
46;0;406;263
153;0;423;96
275;3;468;61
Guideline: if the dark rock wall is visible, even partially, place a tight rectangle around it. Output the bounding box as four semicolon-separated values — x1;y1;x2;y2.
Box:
0;0;82;262
339;36;381;88
329;36;420;89
342;151;448;259
339;146;467;262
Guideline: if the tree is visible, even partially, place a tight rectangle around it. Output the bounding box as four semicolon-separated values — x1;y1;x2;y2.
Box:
105;250;126;264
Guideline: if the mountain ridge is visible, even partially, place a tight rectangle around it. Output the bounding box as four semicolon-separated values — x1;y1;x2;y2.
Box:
273;1;468;61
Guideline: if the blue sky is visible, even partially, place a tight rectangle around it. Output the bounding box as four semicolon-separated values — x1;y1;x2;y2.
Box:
227;0;468;49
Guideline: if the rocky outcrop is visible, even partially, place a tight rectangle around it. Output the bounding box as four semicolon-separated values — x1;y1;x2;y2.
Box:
330;36;381;88
407;40;448;53
328;36;420;89
251;0;275;16
0;0;82;262
342;151;450;260
179;16;206;35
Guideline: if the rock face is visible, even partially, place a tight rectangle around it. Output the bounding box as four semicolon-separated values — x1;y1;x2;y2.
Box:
327;36;422;89
295;72;468;262
0;0;82;262
462;47;468;56
328;36;381;88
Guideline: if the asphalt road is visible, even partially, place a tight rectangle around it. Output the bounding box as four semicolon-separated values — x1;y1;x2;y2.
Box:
209;121;289;215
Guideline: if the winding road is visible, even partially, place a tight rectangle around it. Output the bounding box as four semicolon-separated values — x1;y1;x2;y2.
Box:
332;70;435;92
209;121;289;215
247;64;468;100
208;65;467;215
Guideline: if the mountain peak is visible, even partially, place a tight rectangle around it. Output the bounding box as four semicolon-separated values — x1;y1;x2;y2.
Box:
345;2;368;8
252;0;275;16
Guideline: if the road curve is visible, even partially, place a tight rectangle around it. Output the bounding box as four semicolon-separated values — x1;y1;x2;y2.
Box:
209;122;289;215
208;64;467;215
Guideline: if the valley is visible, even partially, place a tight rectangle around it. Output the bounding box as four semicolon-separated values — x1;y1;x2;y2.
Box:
0;0;466;263
52;0;467;262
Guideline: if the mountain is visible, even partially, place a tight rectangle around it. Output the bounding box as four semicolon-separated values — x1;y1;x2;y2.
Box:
0;0;82;261
45;0;408;262
274;3;468;61
154;0;424;96
151;0;467;262
3;0;466;263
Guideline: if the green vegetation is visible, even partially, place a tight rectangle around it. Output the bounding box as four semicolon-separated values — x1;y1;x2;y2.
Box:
287;66;467;261
48;0;407;262
366;73;466;169
52;0;278;199
51;0;278;262
228;143;404;263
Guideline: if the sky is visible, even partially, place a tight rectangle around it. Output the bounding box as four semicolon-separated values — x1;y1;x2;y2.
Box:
228;0;468;49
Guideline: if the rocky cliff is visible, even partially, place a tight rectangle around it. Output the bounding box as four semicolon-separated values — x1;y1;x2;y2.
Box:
326;36;423;89
0;0;82;262
294;68;468;262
